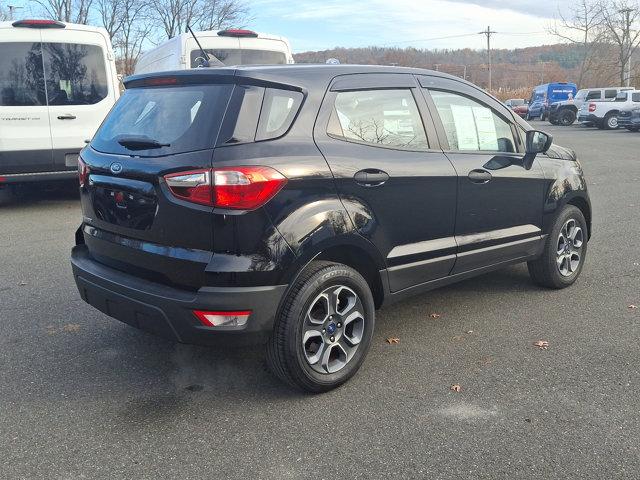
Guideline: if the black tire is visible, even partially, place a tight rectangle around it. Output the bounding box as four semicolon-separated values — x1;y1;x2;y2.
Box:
267;261;375;393
528;205;588;289
603;113;618;130
549;117;559;125
558;109;576;126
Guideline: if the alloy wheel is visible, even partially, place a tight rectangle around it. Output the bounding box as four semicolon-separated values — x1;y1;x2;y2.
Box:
556;218;584;277
302;285;365;374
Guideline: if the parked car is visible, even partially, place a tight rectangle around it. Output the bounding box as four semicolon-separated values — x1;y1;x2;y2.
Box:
70;65;591;392
548;87;634;126
578;89;640;129
505;98;528;118
0;19;119;202
616;99;640;131
134;29;294;75
526;82;577;120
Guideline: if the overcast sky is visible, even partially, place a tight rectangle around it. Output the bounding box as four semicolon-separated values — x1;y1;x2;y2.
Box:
251;0;574;52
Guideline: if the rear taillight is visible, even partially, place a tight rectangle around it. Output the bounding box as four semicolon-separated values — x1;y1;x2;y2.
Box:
588;103;596;112
78;157;89;187
194;310;252;327
164;169;213;206
164;166;287;210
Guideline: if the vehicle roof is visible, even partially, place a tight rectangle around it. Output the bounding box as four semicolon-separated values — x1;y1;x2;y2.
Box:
172;29;290;43
125;63;472;88
0;20;109;35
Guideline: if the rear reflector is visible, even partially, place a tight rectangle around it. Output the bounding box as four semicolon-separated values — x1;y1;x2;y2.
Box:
164;166;287;210
217;29;258;38
12;19;65;28
194;310;252;327
78;157;89;187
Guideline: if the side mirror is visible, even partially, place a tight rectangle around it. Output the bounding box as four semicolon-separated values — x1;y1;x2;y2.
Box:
523;130;553;170
526;130;553;154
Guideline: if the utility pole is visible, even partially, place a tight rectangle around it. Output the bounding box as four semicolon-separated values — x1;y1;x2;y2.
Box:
620;8;633;87
479;26;497;91
8;5;23;20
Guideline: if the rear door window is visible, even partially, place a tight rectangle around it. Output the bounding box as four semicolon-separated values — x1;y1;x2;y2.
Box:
42;43;108;105
191;49;287;67
91;84;233;156
0;42;46;106
604;89;618;99
327;89;429;150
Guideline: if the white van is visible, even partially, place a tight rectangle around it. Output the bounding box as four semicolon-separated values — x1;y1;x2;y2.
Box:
134;29;294;75
0;19;119;188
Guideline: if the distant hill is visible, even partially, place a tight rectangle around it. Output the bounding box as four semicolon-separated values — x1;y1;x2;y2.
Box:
293;44;625;99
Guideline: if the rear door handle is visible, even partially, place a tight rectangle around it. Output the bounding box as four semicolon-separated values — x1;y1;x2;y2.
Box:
468;169;492;184
354;169;389;187
57;114;76;120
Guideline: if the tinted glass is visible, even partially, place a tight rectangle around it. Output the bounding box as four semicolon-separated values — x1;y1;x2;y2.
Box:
191;49;287;67
256;89;303;141
586;90;601;100
0;42;45;106
633;93;640;102
327;90;428;150
604;89;618;99
91;84;233;156
43;43;108;105
430;90;516;153
615;92;628;102
510;99;525;106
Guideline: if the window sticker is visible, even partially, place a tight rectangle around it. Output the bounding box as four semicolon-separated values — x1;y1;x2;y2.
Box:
472;106;499;151
450;104;479;150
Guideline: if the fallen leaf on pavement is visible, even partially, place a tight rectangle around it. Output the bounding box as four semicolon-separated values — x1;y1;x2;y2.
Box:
628;305;638;310
533;340;549;349
63;324;81;333
18;281;27;286
386;337;400;344
429;313;441;318
450;384;462;392
466;330;474;334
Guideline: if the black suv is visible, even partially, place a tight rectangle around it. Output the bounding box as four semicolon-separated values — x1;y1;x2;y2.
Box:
71;66;591;392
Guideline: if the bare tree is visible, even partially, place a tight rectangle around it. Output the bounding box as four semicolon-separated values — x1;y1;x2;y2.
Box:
34;0;93;24
95;0;123;39
148;0;250;39
198;0;250;31
548;0;604;87
116;0;151;75
599;0;640;85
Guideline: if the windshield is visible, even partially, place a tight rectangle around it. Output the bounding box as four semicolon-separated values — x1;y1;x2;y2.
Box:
191;49;287;67
574;90;586;100
510;99;525;106
91;84;233;157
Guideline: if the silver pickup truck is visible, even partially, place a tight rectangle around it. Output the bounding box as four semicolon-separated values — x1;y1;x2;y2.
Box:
577;90;640;129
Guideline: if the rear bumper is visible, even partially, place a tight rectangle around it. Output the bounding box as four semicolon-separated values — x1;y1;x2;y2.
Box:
578;113;599;124
0;170;77;184
71;245;287;345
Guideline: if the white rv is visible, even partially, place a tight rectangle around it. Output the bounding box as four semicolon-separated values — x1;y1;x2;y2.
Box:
134;29;294;75
0;19;119;192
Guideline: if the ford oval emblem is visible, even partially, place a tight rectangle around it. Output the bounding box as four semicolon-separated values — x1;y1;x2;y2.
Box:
110;162;123;174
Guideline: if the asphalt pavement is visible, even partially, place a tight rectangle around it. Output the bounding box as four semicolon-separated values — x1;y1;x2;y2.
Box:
1;123;639;479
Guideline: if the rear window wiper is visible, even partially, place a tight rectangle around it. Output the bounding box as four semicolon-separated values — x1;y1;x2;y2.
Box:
116;135;170;150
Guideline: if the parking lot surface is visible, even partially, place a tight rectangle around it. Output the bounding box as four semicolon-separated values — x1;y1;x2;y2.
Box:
1;124;639;479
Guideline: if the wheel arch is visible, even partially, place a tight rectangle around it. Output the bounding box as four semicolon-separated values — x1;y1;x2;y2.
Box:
567;196;592;239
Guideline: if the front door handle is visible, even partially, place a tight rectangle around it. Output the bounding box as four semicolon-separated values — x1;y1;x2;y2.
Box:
57;114;76;120
468;169;492;184
354;169;389;187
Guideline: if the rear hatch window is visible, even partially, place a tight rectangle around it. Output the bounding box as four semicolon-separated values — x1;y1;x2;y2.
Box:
91;84;233;157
